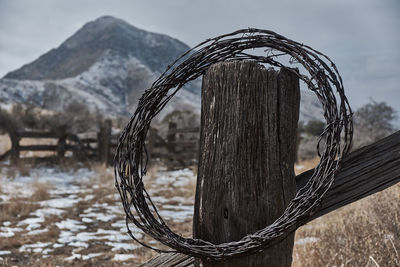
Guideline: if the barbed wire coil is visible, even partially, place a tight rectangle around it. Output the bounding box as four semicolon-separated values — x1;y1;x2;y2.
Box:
114;28;353;260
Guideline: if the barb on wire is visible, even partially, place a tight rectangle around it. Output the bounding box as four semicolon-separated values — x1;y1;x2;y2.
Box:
114;28;353;260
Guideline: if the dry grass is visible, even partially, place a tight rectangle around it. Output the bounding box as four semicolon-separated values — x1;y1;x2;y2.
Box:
294;157;320;175
146;164;161;182
0;216;61;251
87;163;116;204
292;160;400;267
0;163;146;266
5;160;31;178
1;158;398;266
90;163;115;186
30;181;51;201
0;199;39;222
182;175;197;200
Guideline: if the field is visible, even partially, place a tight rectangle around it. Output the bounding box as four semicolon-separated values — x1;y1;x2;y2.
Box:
0;159;398;266
0;164;196;266
292;160;400;266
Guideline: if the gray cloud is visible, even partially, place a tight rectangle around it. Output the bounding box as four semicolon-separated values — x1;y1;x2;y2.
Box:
0;0;399;123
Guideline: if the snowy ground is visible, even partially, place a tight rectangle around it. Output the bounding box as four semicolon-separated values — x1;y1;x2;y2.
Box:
0;165;196;266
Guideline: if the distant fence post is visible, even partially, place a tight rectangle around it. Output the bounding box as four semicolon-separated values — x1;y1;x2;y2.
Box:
57;126;67;159
98;119;112;165
147;128;157;162
167;122;177;153
10;133;20;165
193;61;300;266
0;114;20;164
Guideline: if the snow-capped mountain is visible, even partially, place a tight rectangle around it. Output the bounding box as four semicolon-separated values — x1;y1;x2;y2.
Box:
0;15;323;122
0;16;201;118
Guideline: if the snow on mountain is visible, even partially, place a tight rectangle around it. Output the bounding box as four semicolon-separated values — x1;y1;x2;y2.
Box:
4;16;191;82
0;51;201;118
0;16;201;119
0;15;322;122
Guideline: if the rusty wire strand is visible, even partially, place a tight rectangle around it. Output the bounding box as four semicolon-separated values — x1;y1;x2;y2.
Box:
114;28;353;260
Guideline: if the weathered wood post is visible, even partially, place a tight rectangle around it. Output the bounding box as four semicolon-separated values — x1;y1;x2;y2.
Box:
167;122;177;153
166;122;178;168
57;126;67;159
194;61;299;266
147;128;157;162
10;132;20;165
98;119;112;165
0;114;20;164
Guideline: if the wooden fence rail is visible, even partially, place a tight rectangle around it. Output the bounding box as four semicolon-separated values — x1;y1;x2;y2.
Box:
141;130;400;267
0;115;199;167
140;60;400;266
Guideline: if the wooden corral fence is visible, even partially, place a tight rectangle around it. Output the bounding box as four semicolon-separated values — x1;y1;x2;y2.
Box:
156;122;199;168
141;61;400;267
0;115;199;168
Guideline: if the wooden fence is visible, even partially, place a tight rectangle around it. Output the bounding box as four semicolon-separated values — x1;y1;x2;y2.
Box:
142;130;400;267
0;115;199;168
141;61;400;266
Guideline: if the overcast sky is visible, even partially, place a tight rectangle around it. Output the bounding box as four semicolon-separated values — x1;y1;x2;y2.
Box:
0;0;399;120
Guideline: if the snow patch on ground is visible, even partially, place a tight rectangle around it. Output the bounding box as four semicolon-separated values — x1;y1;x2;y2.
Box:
80;212;117;222
40;197;81;209
19;242;52;253
56;219;87;231
28;228;48;235
0;165;197;263
158;205;194;222
65;252;102;261
30;207;65;217
105;242;139;251
295;165;304;171
0;226;24;237
68;241;89;248
113;254;136;261
17;217;44;231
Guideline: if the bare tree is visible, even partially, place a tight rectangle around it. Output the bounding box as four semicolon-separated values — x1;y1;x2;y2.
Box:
353;100;397;149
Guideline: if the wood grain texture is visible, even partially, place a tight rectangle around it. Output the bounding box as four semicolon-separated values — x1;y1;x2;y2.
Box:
0;115;200;168
193;61;299;266
141;131;400;267
300;130;400;220
140;253;195;267
0;114;20;163
98;119;112;164
17;131;60;138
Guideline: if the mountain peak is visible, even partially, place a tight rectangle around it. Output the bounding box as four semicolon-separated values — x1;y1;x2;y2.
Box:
91;15;136;29
4;16;189;80
95;15;124;24
61;15;137;50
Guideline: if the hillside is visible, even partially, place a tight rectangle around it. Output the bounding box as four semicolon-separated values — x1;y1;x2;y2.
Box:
4;16;189;81
0;16;201;119
0;16;322;122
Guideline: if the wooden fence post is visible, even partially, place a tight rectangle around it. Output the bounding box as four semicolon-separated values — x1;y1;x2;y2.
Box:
98;119;112;165
0;114;20;164
57;126;67;159
193;61;300;266
141;131;400;267
10;134;20;165
147;128;157;162
167;122;177;153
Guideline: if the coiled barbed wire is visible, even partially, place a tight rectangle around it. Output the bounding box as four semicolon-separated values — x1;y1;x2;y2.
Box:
114;28;353;260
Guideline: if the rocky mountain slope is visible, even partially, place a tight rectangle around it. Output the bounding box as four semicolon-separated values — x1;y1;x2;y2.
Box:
0;16;201;119
0;16;322;122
